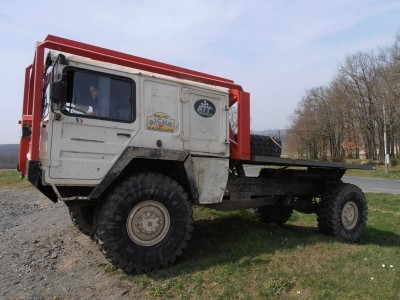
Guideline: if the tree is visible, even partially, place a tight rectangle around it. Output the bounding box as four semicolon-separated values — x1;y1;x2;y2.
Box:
288;33;400;160
229;105;238;133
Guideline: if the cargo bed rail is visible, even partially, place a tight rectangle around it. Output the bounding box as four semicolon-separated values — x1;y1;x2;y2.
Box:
242;155;376;170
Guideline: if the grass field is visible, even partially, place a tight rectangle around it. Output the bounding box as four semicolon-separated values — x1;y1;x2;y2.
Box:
2;170;399;298
114;194;399;299
345;165;400;179
0;169;30;187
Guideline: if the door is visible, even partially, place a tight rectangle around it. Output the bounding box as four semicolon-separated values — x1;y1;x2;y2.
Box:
181;88;229;156
48;68;138;182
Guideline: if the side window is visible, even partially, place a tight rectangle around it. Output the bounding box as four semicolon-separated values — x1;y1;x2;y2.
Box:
63;69;135;122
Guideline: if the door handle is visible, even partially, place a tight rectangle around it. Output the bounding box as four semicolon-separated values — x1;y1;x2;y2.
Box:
117;133;131;137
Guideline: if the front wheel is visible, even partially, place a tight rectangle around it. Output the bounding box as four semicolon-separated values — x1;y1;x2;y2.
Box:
95;172;193;273
317;183;367;242
65;201;96;238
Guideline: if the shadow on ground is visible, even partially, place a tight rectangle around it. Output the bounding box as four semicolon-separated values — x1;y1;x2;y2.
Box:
134;213;399;280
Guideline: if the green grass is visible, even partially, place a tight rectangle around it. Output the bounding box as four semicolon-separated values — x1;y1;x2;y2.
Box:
345;165;400;179
2;170;399;298
115;193;399;299
0;169;30;187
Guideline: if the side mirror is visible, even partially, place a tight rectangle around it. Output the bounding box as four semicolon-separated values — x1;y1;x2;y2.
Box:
50;81;66;105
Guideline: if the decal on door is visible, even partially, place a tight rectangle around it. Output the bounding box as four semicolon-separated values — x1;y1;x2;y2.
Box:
194;99;216;118
146;112;175;132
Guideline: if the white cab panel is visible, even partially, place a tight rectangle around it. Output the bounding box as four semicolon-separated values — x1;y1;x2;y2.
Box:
141;79;184;150
192;157;229;204
182;88;229;156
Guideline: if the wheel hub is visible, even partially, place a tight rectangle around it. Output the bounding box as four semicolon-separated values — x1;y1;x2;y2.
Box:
126;200;170;246
342;201;359;230
137;212;161;234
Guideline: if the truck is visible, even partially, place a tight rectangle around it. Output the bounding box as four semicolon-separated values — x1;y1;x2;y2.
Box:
18;35;374;273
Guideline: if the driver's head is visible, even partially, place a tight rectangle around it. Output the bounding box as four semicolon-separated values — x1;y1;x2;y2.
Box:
90;85;99;100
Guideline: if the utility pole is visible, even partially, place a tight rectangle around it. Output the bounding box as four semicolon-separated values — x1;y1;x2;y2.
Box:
383;105;389;174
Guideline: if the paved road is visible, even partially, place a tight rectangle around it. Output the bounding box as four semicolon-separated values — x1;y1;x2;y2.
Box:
244;166;400;195
342;176;400;195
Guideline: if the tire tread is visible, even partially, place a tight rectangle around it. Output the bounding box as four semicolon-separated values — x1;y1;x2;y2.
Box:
317;183;367;242
95;172;193;273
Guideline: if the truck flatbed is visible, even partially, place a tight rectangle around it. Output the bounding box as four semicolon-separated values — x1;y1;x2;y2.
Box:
242;155;376;170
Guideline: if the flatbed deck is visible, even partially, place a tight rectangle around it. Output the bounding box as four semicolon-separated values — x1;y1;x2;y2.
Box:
241;155;376;170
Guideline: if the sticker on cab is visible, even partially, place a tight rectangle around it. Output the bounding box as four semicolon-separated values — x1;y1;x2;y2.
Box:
146;112;175;132
194;99;216;118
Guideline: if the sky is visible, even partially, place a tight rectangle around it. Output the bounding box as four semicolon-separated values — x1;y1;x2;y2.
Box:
1;0;400;144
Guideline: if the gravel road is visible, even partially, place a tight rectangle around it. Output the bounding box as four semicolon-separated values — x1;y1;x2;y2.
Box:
0;186;134;299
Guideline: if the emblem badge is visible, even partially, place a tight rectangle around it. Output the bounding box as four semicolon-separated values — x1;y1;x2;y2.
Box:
194;99;216;118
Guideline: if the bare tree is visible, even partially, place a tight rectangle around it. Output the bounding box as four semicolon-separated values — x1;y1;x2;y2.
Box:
288;33;400;161
229;105;238;133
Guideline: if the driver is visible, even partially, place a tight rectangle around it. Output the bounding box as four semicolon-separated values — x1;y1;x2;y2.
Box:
87;84;99;115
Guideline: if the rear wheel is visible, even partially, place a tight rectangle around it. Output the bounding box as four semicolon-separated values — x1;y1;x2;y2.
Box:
317;183;367;242
95;172;193;273
254;204;293;225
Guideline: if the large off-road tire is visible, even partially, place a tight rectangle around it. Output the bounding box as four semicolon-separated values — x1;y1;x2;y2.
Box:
250;134;282;157
254;204;293;225
66;201;96;238
95;172;193;273
317;183;367;242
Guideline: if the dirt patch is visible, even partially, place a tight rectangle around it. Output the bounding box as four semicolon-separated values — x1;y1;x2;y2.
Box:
0;186;133;299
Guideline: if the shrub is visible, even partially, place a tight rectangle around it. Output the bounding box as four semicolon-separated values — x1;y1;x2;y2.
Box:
331;156;345;163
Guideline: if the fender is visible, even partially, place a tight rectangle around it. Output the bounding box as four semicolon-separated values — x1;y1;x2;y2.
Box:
89;147;199;202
